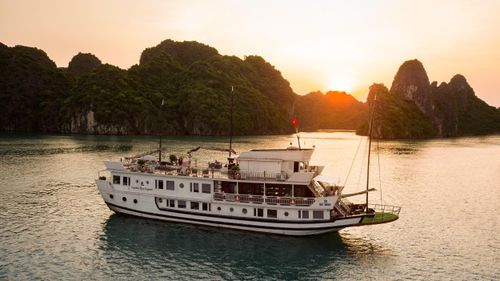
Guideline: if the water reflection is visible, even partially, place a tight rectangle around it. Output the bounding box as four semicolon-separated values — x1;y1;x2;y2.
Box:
99;214;391;280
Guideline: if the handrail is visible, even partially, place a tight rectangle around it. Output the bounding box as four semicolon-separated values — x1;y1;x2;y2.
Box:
369;203;402;216
213;192;315;206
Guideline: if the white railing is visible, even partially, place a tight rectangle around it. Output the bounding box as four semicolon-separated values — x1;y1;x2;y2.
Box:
213;192;315;206
369;204;402;216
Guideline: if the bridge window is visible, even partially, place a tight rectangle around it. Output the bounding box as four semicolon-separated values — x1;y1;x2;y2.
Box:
113;175;120;184
123;176;129;186
202;203;209;211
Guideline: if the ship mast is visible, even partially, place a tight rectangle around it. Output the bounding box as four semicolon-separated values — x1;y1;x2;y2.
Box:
366;94;377;212
159;98;165;162
229;86;234;158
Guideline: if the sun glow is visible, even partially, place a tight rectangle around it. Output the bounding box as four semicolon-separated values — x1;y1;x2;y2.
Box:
327;76;355;93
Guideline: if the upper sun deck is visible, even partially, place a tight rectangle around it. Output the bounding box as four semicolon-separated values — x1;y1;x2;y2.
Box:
103;146;326;185
237;148;314;162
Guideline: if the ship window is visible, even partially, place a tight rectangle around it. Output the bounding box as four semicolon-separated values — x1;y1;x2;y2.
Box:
202;203;208;211
123;176;128;186
122;197;127;202
284;211;289;217
157;180;164;189
313;211;324;219
221;181;236;193
256;208;264;217
178;200;186;208
242;208;247;214
113;176;120;184
300;210;309;219
202;184;211;193
146;181;149;184
230;207;234;212
267;209;277;218
136;179;139;183
217;207;221;211
109;194;114;199
166;181;175;190
193;183;199;192
158;198;163;203
133;199;138;204
167;199;175;207
180;183;184;188
191;202;199;210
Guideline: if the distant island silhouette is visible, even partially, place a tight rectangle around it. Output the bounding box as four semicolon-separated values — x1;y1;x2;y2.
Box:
0;39;498;138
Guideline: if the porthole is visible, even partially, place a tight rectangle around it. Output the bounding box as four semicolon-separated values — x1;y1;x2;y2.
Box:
230;207;234;212
284;212;289;217
242;208;247;214
136;179;139;183
180;183;184;188
158;198;163;203
109;194;114;199
122;197;127;202
217;207;221;211
133;199;138;204
146;181;149;184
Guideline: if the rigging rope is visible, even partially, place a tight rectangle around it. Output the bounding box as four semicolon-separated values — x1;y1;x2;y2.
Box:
377;139;383;204
342;135;364;188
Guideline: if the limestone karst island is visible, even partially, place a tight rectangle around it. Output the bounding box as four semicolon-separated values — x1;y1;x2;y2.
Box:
1;39;499;139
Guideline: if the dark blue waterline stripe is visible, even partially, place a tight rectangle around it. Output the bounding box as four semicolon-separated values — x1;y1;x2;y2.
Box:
105;202;362;231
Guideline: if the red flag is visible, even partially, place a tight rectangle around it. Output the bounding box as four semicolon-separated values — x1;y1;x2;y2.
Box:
291;116;299;127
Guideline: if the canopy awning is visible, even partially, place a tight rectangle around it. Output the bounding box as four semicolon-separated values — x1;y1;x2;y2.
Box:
313;175;341;185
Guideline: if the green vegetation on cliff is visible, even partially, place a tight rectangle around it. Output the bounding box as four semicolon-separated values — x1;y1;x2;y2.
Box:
356;84;436;139
0;39;297;135
0;41;498;138
294;91;365;130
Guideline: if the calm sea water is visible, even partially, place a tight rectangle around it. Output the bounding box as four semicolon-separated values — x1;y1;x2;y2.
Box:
0;132;499;280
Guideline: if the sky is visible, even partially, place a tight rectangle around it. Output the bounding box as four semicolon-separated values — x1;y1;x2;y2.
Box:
1;0;499;106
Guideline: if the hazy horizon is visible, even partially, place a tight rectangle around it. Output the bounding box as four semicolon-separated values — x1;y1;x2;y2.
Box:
1;0;499;106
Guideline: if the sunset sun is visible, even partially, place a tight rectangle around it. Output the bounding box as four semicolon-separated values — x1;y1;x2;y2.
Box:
328;76;354;93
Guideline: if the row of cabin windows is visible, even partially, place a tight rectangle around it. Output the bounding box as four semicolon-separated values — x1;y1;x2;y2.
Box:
155;180;175;190
298;210;324;219
112;175;211;194
250;208;323;219
161;198;211;211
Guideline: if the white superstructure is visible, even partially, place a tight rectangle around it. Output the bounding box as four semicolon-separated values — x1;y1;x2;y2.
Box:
96;146;400;236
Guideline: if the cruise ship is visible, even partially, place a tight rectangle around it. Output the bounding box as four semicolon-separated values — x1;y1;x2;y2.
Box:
96;144;400;236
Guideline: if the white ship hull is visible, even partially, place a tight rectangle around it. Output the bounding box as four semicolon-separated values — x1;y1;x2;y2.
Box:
96;179;364;236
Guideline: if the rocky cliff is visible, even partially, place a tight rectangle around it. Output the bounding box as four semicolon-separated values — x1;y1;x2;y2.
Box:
389;59;500;137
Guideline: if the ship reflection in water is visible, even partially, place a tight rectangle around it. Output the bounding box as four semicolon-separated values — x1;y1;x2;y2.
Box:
99;214;392;280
